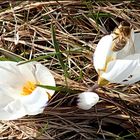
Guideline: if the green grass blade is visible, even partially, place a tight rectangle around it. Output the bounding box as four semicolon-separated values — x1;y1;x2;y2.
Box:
37;84;62;91
51;24;68;84
37;84;80;94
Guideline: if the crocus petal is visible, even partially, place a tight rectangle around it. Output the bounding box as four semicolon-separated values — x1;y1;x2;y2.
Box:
77;92;99;110
0;85;20;100
17;62;37;83
0;109;24;120
20;87;49;115
134;32;140;53
0;88;14;108
34;63;56;97
0;107;26;120
0;61;25;88
102;54;140;84
0;86;26;120
93;35;115;73
2;100;27;120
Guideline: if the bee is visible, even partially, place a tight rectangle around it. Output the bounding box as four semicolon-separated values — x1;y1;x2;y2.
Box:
112;21;132;52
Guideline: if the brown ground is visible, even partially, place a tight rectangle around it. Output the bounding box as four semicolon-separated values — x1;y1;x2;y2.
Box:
0;1;140;139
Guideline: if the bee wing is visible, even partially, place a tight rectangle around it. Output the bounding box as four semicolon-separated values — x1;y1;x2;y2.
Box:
101;54;140;85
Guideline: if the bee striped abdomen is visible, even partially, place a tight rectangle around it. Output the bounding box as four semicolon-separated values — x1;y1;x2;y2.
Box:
112;36;127;51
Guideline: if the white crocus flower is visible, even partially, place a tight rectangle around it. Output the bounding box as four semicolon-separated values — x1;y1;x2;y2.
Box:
0;61;55;120
94;29;140;85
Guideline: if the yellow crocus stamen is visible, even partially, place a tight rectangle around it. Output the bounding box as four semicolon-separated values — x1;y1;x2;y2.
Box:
98;76;109;86
97;55;115;86
97;55;116;75
21;81;36;96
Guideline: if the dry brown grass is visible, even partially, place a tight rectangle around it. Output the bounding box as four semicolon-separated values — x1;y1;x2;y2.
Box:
0;0;140;139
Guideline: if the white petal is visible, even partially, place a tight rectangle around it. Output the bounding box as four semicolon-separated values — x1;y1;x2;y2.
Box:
0;88;26;120
0;86;48;120
2;100;26;120
20;87;49;115
0;61;24;89
102;54;140;84
34;63;56;97
17;62;37;82
93;35;115;72
0;87;14;108
0;85;20;99
0;108;26;120
0;86;27;120
134;32;140;53
77;92;99;110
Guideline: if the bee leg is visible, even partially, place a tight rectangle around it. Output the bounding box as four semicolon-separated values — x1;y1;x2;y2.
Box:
113;36;118;41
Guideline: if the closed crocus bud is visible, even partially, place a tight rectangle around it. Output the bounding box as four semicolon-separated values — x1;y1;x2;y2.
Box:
77;92;99;110
94;27;140;85
0;61;55;120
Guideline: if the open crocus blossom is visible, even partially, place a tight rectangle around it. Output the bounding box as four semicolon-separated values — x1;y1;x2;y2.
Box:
94;28;140;85
0;61;55;120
